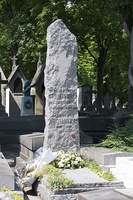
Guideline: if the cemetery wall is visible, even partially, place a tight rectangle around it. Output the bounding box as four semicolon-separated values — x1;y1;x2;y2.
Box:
0;115;44;145
0;114;131;146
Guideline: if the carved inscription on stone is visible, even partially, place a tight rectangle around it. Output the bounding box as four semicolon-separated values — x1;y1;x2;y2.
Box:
44;19;80;152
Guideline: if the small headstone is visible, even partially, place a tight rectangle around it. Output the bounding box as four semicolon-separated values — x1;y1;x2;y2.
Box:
6;60;26;116
21;80;33;116
116;100;123;110
44;19;80;152
30;55;45;115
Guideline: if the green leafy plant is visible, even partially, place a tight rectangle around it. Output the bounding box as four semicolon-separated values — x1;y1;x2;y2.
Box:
36;164;74;189
47;175;73;189
36;164;62;181
85;159;116;181
97;119;133;152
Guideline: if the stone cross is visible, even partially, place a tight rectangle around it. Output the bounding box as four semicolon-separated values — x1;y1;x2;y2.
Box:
37;52;42;69
43;19;80;153
11;55;18;69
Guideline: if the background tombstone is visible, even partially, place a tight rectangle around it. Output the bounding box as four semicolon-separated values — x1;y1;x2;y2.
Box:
103;93;111;110
5;55;26;116
77;84;93;111
0;67;7;106
44;19;80;152
30;53;45;115
21;80;33;116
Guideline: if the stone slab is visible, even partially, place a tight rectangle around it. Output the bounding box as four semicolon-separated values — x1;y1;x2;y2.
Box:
110;167;133;188
80;147;133;165
0;183;24;199
110;157;133;188
20;132;44;159
0;152;14;190
20;146;34;160
78;188;131;200
21;96;34;116
115;157;133;176
37;167;124;200
115;188;133;199
63;167;123;187
20;132;44;150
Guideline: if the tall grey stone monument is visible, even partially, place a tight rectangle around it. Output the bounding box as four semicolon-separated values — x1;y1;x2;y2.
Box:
44;19;80;152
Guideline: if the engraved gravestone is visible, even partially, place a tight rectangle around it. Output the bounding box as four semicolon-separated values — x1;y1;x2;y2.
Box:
44;19;80;152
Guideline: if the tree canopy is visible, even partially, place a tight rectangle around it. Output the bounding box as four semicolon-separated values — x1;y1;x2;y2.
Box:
0;0;131;110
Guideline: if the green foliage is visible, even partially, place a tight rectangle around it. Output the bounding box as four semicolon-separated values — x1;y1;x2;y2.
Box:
102;171;116;181
85;159;116;181
36;164;62;181
36;164;74;189
47;175;73;190
0;0;130;103
97;119;133;152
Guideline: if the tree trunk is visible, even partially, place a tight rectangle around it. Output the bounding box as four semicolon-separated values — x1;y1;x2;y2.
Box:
128;26;133;111
128;84;133;111
96;47;107;112
120;3;133;111
96;64;104;112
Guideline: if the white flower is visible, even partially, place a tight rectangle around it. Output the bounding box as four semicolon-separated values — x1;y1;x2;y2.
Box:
76;157;82;162
71;161;74;165
54;150;85;169
74;161;78;165
71;154;75;159
65;158;70;162
67;164;70;168
58;161;64;168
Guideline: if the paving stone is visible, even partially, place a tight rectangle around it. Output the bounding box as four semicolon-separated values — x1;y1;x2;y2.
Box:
115;157;133;176
110;157;133;188
78;188;132;200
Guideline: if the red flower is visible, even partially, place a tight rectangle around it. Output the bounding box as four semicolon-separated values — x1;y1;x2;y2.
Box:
71;134;76;139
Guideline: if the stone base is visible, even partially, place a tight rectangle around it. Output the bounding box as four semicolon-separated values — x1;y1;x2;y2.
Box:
19;132;44;159
21;96;33;116
36;168;124;200
80;147;133;165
